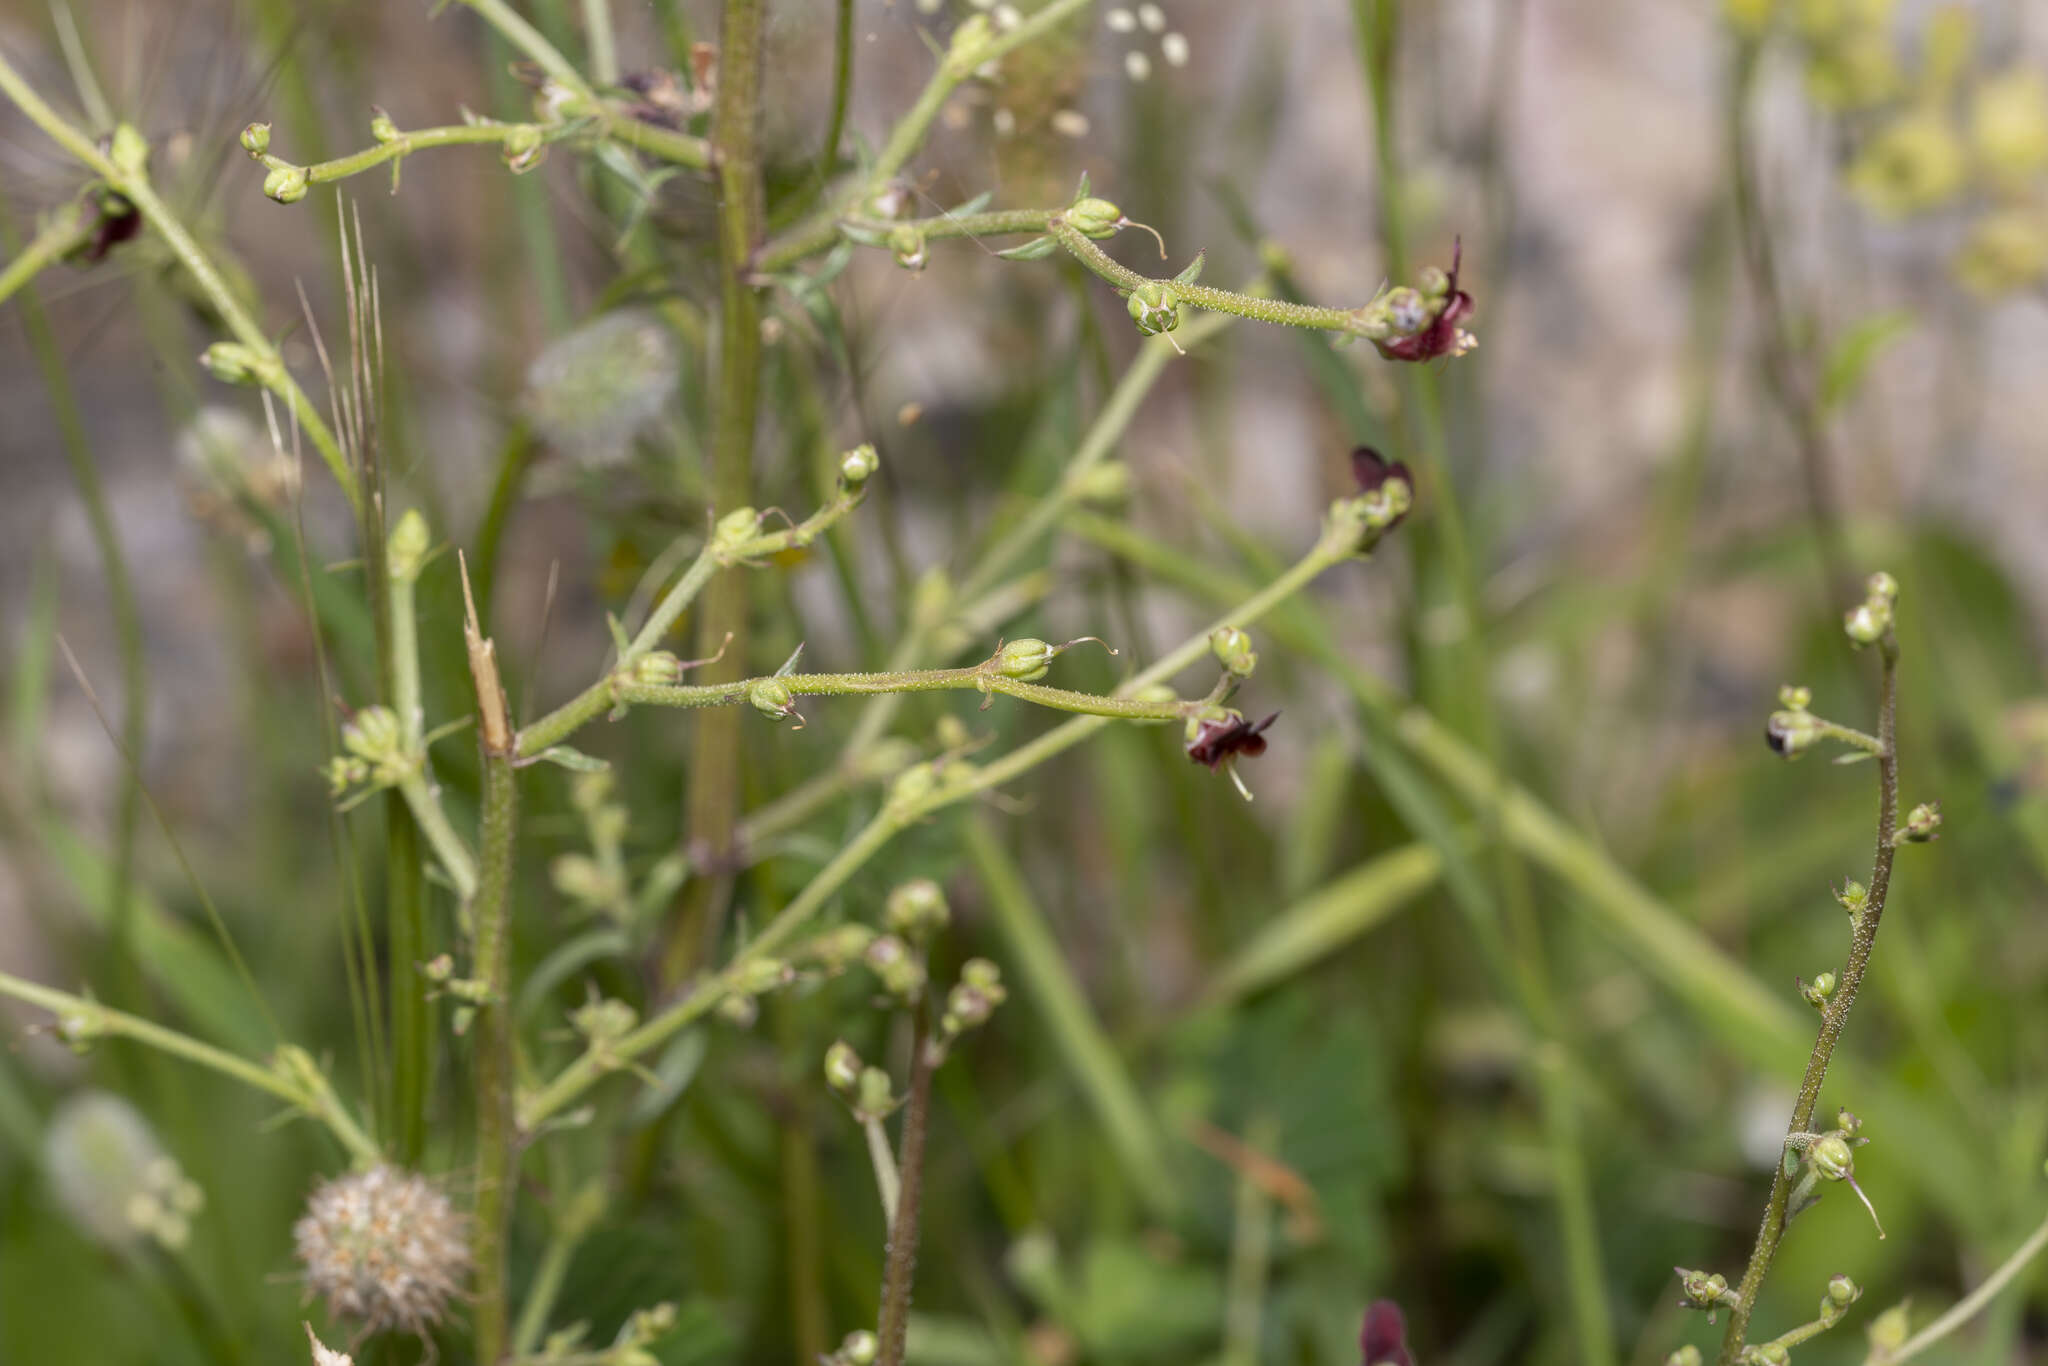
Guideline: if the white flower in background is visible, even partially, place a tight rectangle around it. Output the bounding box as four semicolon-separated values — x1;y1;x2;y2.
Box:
521;308;680;468
1106;4;1188;80
43;1091;205;1253
295;1164;469;1338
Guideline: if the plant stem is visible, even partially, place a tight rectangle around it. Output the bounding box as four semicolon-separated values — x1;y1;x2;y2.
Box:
0;970;378;1163
1878;1207;2048;1365
1717;635;1899;1365
1051;220;1372;332
467;586;521;1366
0;50;359;511
0;202;93;307
580;0;618;85
619;668;1196;719
752;0;1097;274
875;1015;938;1366
1221;1115;1280;1366
845;207;1055;242
670;0;770;983
457;0;598;102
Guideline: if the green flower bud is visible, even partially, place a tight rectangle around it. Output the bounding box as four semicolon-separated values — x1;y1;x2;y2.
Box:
239;122;272;157
1865;1301;1911;1354
1126;281;1181;336
341;706;411;786
369;107;399;144
732;957;793;997
824;1041;862;1094
1665;1348;1703;1366
864;934;926;1002
1811;1133;1856;1181
109;123;150;179
1210;626;1258;677
1766;708;1824;757
750;678;797;721
1826;1273;1862;1308
1836;878;1869;916
199;341;268;387
569;995;637;1042
887;761;938;812
387;508;430;582
807;923;877;971
1865;570;1898;604
630;651;685;686
1739;1345;1788;1366
713;506;761;553
839;1329;879;1366
839;443;879;485
1415;264;1451;299
944;982;996;1032
885;878;950;939
960;957;1003;993
945;16;994;70
1778;684;1812;711
1070;461;1132;504
856;1065;894;1119
262;164;310;204
889;224;928;271
995;638;1057;681
1065;197;1123;238
502;124;545;173
1799;972;1837;1009
715;991;758;1028
1675;1267;1736;1318
1893;800;1942;844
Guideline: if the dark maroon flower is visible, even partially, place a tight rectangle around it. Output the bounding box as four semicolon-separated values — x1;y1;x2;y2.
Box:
1361;1300;1415;1366
1374;238;1476;364
1351;446;1413;523
1186;711;1276;770
64;193;141;265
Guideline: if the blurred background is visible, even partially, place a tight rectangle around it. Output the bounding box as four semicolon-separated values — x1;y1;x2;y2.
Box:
1;0;2046;1363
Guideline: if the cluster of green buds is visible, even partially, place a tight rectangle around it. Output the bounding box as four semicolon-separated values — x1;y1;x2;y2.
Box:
323;705;419;807
1766;684;1824;758
1675;1266;1743;1323
1797;970;1838;1010
1891;800;1942;845
938;958;1007;1047
824;1041;898;1123
1843;572;1898;647
885;878;950;943
840;442;879;486
550;771;635;919
422;953;493;1036
1835;877;1869;925
709;505;766;560
715;956;796;1029
43;1092;205;1253
863;934;928;1005
568;992;639;1063
1324;446;1415;558
1786;1108;1885;1239
1211;626;1258;678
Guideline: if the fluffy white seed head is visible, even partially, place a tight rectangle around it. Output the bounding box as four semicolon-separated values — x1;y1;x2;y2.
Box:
295;1165;469;1339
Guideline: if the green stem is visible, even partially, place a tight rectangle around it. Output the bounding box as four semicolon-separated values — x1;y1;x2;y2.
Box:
469;745;521;1366
1051;220;1371;333
618;668;1195;719
671;0;770;983
397;772;481;900
456;0;598;102
751;0;1097;274
0;970;378;1163
1220;1115;1280;1366
1878;1207;2048;1365
0;203;93;308
259;119;578;186
581;0;618;85
1718;635;1900;1365
815;0;854;184
0;51;358;511
844;207;1055;243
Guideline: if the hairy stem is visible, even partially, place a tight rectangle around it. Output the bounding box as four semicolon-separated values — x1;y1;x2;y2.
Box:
670;0;769;983
876;1016;938;1366
1718;635;1900;1364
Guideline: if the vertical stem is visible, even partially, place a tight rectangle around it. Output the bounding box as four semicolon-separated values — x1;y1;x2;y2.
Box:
387;552;428;1162
1220;1115;1279;1366
1717;638;1899;1364
669;0;767;981
466;586;521;1366
876;1016;939;1366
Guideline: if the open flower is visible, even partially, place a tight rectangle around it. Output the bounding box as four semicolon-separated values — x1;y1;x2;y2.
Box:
1374;240;1476;362
1186;710;1277;800
1351;446;1414;527
1361;1300;1416;1366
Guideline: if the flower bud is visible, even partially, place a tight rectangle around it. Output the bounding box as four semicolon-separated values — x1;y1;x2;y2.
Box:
1835;878;1869;917
889;225;927;271
1843;600;1888;645
1065;197;1123;239
1893;801;1942;844
569;995;637;1042
1811;1133;1856;1181
732;957;793;997
239;122;272;157
824;1041;862;1094
839;1329;879;1366
750;678;797;721
1416;264;1451;299
262;164;310;204
199;340;268;387
1866;1302;1911;1354
1766;709;1823;757
1744;1346;1788;1366
45;1092;198;1252
1126;281;1181;336
387;507;430;583
631;651;685;686
1865;571;1898;604
856;1066;895;1118
995;638;1057;681
1070;461;1132;504
1675;1267;1736;1318
341;705;413;784
887;761;938;812
864;934;926;1002
369;107;399;144
885;878;950;939
1778;684;1812;711
1799;972;1837;1009
109;123;150;178
807;923;876;971
715;991;758;1028
502;124;545;173
1665;1349;1703;1366
944;982;995;1032
946;16;994;69
713;506;761;554
961;957;1003;993
1825;1273;1862;1309
839;443;879;485
1210;626;1257;677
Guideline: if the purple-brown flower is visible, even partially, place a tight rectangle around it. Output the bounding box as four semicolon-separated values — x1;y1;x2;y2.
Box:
1361;1300;1415;1366
1351;446;1413;523
1374;239;1476;363
1186;711;1276;770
